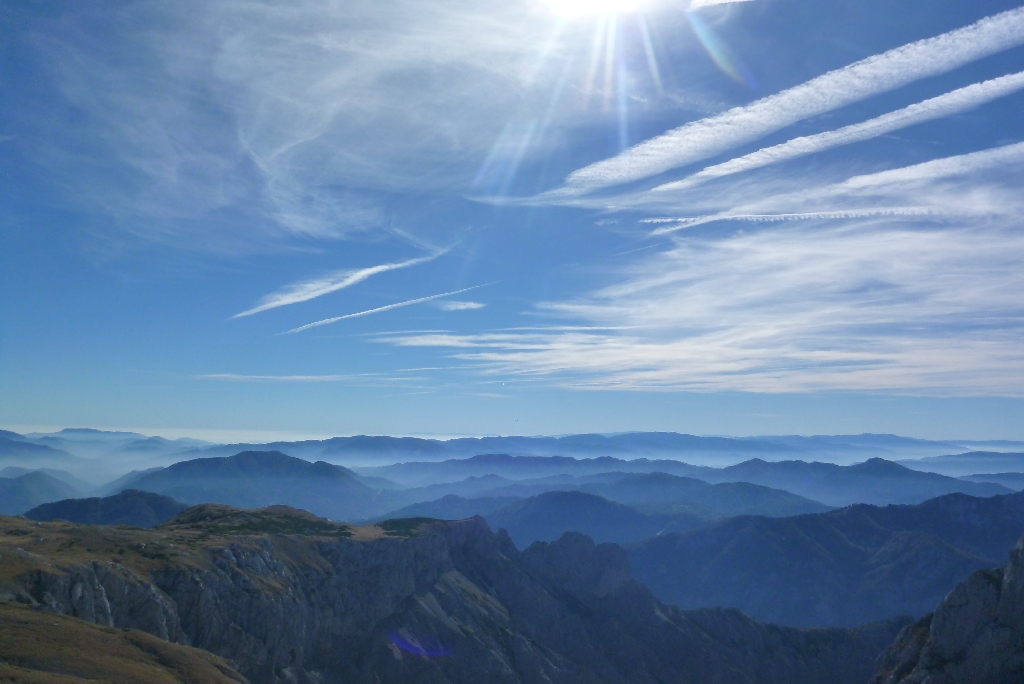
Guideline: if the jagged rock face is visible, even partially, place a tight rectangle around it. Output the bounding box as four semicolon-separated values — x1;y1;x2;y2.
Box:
6;515;906;684
873;534;1024;684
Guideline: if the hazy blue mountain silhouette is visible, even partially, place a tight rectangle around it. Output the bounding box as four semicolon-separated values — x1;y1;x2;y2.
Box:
366;454;1008;507
372;470;830;522
0;467;95;494
360;453;717;486
371;494;520;522
126;451;383;521
628;490;1024;628
960;472;1024;491
179;432;798;466
486;490;704;547
24;489;187;527
0;471;82;515
575;472;832;518
698;458;1011;506
900;451;1024;477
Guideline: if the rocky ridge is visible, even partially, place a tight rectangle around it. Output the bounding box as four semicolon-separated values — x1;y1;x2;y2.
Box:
873;532;1024;684
1;505;907;684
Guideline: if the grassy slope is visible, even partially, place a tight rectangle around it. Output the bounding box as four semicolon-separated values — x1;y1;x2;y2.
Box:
0;603;246;683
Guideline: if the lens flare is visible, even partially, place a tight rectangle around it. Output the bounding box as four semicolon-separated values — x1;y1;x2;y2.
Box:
388;631;452;658
686;11;756;88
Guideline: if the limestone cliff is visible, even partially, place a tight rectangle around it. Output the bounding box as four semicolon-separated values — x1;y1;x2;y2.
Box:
873;533;1024;684
1;506;907;684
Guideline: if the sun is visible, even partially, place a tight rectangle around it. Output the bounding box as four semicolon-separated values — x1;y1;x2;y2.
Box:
546;0;646;18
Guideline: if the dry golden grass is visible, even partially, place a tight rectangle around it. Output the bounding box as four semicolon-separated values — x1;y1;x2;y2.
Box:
0;603;247;683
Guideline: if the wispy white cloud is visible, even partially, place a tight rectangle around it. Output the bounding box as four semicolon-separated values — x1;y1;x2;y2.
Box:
553;6;1024;194
382;220;1024;394
436;300;486;311
26;0;701;250
609;141;1024;225
286;284;491;333
233;251;446;318
833;141;1024;191
652;71;1024;193
648;207;947;235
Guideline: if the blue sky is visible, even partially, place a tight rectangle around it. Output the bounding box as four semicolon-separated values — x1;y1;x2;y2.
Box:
2;0;1024;441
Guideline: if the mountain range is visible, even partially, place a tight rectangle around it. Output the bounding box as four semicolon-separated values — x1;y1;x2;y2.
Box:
900;451;1024;477
363;454;1010;507
628;490;1024;627
0;506;909;684
19;428;1013;469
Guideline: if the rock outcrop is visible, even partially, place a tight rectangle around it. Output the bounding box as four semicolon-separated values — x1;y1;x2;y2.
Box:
2;507;908;684
873;533;1024;683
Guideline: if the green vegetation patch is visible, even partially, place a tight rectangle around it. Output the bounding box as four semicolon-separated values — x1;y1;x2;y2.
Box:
161;505;352;538
378;517;439;538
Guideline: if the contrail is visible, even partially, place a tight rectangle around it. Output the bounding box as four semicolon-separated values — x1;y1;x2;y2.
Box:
285;284;492;334
551;7;1024;194
648;208;945;236
233;251;446;318
653;70;1024;192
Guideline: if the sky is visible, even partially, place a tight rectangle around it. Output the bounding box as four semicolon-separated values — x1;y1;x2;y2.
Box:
2;0;1024;441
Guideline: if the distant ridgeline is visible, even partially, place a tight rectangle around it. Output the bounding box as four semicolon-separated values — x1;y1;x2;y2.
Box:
7;448;1024;634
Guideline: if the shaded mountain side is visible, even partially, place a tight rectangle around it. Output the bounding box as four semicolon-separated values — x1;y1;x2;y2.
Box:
0;509;908;684
628;490;1024;628
0;603;247;683
0;471;82;516
699;457;1010;506
24;489;188;528
486;490;704;547
97;466;165;496
872;533;1024;684
900;451;1024;477
126;450;390;520
960;472;1024;491
371;494;521;522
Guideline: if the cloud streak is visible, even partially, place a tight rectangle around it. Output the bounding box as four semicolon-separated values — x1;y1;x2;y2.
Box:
381;221;1024;394
436;301;486;311
652;70;1024;192
233;251;446;318
555;6;1024;194
285;284;491;333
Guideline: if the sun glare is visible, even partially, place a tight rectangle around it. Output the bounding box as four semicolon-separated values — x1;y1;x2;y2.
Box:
548;0;646;18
